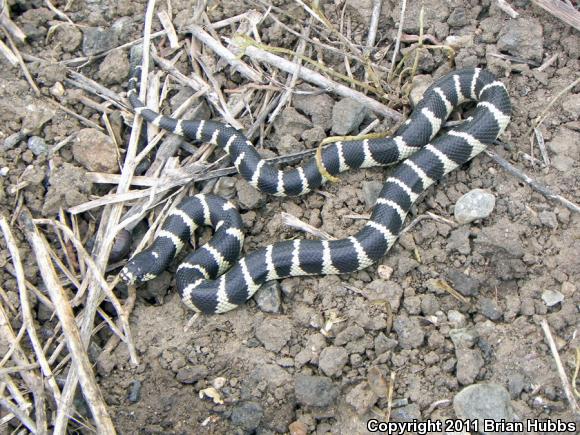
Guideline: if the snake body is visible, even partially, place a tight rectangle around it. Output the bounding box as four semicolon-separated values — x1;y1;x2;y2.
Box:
121;66;511;314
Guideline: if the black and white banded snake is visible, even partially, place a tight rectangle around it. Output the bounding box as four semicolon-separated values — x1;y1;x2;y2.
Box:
120;65;511;314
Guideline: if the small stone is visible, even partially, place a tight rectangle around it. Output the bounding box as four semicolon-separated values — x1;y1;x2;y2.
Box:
409;75;433;106
99;50;130;85
393;315;424;349
541;289;564;307
538;211;558;229
22;104;56;135
274;107;312;139
295;375;338;407
176;364;209;383
447;7;468;27
27;136;48;156
420;294;440;316
236;179;266;210
391;403;421;420
547;127;580;159
367;366;389;398
448;310;466;328
374;332;398;355
508;372;525;398
397;256;419;276
562;94;580;118
72;128;118;173
346;381;378;415
446;227;471;255
447;269;481;296
83;27;118;56
255;317;292;352
289;420;308;435
318;346;348;377
301;126;326;146
478;297;502;321
331;98;367;135
127;380;142;403
362;181;384;209
293;86;334;130
456;348;484;385
377;265;393;280
212;177;236;199
335;325;365;346
497;18;543;62
454;189;495;224
230;401;263;431
364;280;403;311
453;383;514;425
254;281;282;313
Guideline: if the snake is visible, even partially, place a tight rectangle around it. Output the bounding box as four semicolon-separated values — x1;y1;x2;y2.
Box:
120;65;511;314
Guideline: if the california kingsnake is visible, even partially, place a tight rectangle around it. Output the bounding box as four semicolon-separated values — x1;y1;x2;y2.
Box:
120;66;511;314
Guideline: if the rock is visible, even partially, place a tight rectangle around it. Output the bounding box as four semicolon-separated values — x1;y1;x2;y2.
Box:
127;380;142;403
43;163;91;215
82;27;118;56
448;310;466;328
454;189;495;224
508;372;525;399
450;328;478;349
52;23;82;53
22;103;56;135
541;289;564;307
295;375;338;407
301;126;326;146
72;128;118;173
547;127;580;159
364;280;403;311
235;179;266;210
345;382;378;415
288;420;308;435
562;94;580;118
293;87;334;130
367;367;389;398
420;294;440;316
409;75;433;106
255;317;292;352
393;316;424;349
474;225;524;258
230;401;263;431
478;297;502;321
276;134;303;154
538;211;558;229
27;136;48;156
331;98;367;135
497;18;543;62
250;363;292;388
552;155;575;172
212;176;236;199
447;269;480;296
99;50;130;85
254;281;282;313
403;295;422;315
374;333;398;355
447;7;468;28
397;257;419;276
335;325;365;346
176;364;209;383
274;107;312;139
361;181;384;209
446;227;471;254
456;348;484;385
391;403;421;420
318;346;348;377
453;383;514;425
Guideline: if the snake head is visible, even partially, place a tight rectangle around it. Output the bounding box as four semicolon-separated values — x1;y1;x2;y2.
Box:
120;252;160;285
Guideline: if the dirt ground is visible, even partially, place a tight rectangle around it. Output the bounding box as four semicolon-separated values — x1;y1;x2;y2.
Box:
0;0;579;434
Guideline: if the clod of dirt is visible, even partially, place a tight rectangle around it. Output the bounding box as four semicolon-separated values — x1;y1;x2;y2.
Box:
99;50;130;85
497;18;544;62
42;163;91;215
453;383;514;423
345;381;378;415
318;345;348;377
254;317;292;352
294;375;338;407
331;97;367;135
393;315;425;349
72;128;119;172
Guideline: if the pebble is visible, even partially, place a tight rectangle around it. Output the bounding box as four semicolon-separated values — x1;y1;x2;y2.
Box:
288;420;308;435
420;294;440;316
391;403;421;420
176;364;209;384
335;325;365;346
212;177;237;199
455;348;484;385
82;27;118;56
541;289;564;307
367;366;388;398
377;265;393;280
345;381;378;415
255;317;292;352
98;49;130;85
447;269;481;296
538;211;558;229
393;315;425;349
453;383;514;425
27;136;49;156
508;372;525;398
318;346;348;377
274;107;312;139
447;7;468;27
72;128;118;173
127;380;142;403
293;86;334;130
362;181;384;209
22;104;56;135
364;280;403;311
446;227;471;255
454;189;495;224
562;94;580;118
294;375;338;407
235;179;266;210
230;401;263;431
254;281;282;313
448;310;466;328
331;98;367;135
547;127;579;159
374;333;398;355
478;297;502;321
497;18;544;62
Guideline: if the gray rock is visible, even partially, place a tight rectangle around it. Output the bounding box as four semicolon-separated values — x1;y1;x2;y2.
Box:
562;94;580;118
508;372;525;399
362;181;384;209
397;256;419;276
447;269;481;296
446;227;471;254
176;364;209;383
403;295;422;315
295;375;338;407
541;289;564;307
212;177;237;199
255;317;292;352
73;128;118;173
420;294;440;316
230;401;263;431
456;348;484;385
448;310;466;328
335;325;365;346
367;367;389;398
82;27;118;56
453;383;514;426
301;126;326;146
331;98;367;135
274;107;312;139
497;18;543;62
478;297;502;321
374;333;398;355
276;134;303;154
447;7;468;27
144;271;172;304
293;87;334;130
236;179;266;210
552;155;575;172
99;50;130;85
127;380;142;403
318;346;348;377
454;189;496;224
345;382;378;415
27;136;48;156
393;316;424;349
254;281;282;314
364;280;404;311
450;327;478;349
391;403;421;421
539;211;558;229
547;127;580;159
250;363;292;388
